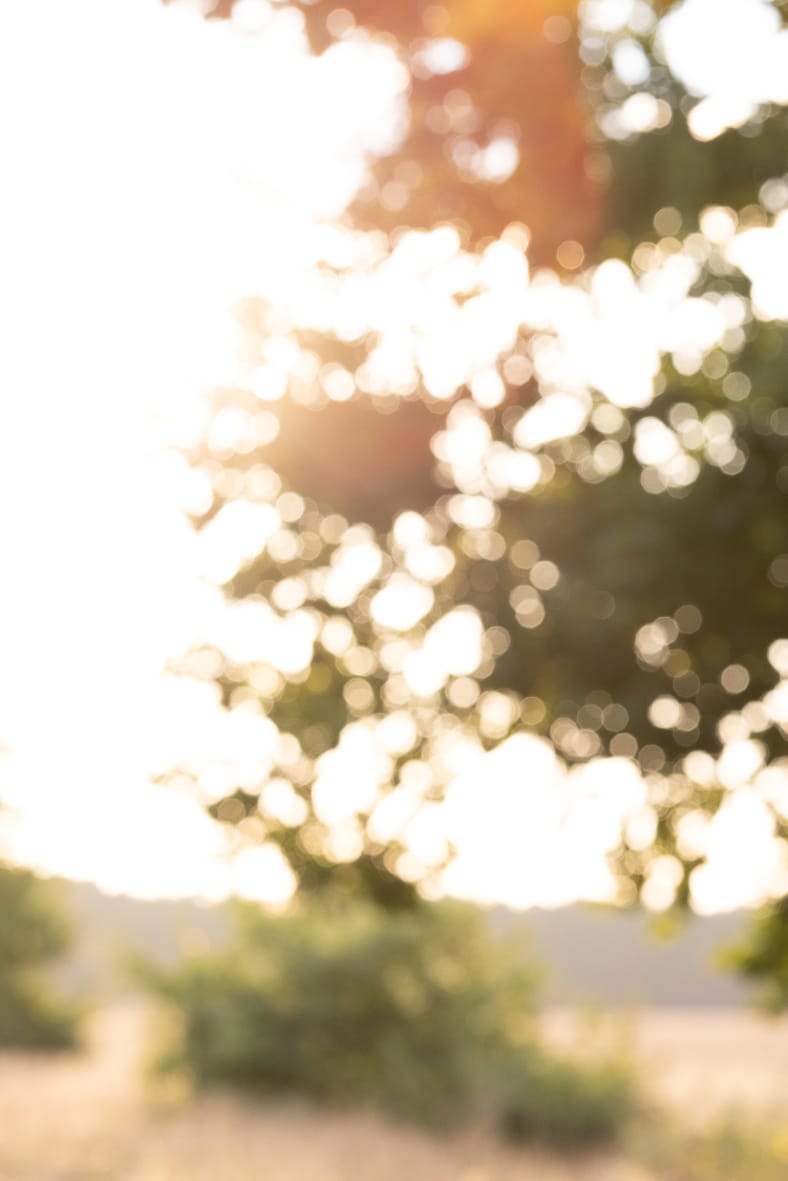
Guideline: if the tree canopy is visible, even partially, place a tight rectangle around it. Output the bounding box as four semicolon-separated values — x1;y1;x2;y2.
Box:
163;0;788;994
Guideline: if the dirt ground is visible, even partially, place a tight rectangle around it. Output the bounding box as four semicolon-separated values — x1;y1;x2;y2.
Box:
1;1004;787;1181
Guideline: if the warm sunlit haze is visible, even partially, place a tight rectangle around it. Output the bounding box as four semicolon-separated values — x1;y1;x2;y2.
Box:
1;0;787;912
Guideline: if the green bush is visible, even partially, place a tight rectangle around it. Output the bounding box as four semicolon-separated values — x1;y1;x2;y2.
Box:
0;864;80;1050
0;977;78;1050
140;899;639;1144
499;1051;637;1148
723;900;788;1013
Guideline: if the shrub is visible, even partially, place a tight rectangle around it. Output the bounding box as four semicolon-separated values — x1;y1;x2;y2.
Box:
499;1050;637;1148
0;864;80;1050
0;977;78;1050
140;898;639;1144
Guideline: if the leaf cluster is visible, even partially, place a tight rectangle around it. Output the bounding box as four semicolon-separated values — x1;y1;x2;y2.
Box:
162;0;788;993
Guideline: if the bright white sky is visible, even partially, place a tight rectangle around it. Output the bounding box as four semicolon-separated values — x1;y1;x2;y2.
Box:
0;0;786;911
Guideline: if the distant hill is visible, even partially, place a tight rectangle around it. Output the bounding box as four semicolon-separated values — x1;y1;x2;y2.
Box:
54;879;755;1008
56;880;231;998
493;905;754;1008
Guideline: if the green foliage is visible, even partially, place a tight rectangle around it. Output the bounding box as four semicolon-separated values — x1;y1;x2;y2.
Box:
0;977;78;1051
163;0;788;997
499;1052;637;1148
724;897;788;1013
0;864;79;1050
140;900;639;1144
0;863;71;966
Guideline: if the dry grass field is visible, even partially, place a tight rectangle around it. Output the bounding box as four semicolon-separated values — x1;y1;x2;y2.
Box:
541;1007;788;1125
2;1003;788;1181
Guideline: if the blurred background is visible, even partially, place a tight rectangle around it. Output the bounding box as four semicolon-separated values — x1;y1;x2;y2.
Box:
1;0;788;1177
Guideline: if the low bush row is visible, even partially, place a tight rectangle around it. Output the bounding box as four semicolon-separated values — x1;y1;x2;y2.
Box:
139;899;638;1147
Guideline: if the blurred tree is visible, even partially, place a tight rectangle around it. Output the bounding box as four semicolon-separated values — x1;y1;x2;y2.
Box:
163;0;788;993
176;0;601;260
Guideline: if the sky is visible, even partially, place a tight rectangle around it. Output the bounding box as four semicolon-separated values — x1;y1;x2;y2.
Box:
0;0;786;910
